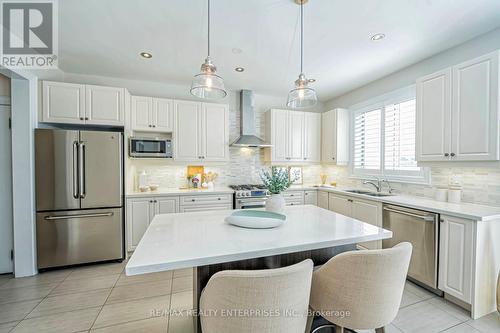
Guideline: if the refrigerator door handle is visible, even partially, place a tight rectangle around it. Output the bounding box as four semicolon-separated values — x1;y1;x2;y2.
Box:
79;142;86;199
44;212;114;220
72;141;79;199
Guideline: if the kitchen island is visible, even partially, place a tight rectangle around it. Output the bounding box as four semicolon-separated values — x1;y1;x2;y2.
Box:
126;205;392;331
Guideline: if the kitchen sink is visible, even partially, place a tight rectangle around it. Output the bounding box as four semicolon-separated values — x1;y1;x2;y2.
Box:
364;193;393;197
344;189;393;197
345;189;373;194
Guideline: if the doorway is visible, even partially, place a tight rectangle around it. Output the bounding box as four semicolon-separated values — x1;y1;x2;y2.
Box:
0;104;13;273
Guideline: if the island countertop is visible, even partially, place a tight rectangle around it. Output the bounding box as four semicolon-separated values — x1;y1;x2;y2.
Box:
126;205;392;276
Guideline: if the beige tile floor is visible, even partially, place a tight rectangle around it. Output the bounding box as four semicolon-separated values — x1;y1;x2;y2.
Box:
0;260;499;333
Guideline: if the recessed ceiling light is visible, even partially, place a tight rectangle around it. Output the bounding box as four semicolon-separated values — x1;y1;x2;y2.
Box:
232;48;243;54
308;78;316;83
371;33;385;41
235;67;245;72
140;52;152;59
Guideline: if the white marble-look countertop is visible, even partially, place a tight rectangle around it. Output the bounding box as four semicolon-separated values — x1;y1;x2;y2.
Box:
126;186;234;198
314;185;500;222
125;205;392;276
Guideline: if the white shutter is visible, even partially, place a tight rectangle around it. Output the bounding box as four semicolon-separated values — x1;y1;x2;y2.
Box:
384;99;419;172
353;108;381;171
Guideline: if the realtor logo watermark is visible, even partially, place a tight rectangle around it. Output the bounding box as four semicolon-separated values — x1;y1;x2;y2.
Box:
0;0;58;68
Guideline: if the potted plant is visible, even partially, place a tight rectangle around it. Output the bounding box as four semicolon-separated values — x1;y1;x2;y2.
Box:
260;167;298;214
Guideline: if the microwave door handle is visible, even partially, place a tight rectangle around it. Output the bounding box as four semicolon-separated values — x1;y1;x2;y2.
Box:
78;142;86;199
72;141;79;199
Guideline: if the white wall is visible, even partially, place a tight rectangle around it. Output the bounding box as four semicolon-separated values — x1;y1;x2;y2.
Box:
325;27;500;109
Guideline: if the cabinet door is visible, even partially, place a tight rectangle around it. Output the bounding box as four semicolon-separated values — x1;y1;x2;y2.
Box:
351;199;382;250
451;52;499;161
271;109;289;162
288;111;304;161
126;198;154;251
174;101;201;161
304;112;321;162
321;110;336;163
131;96;153;131
328;193;352;217
201;103;229;161
317;191;329;209
438;215;474;303
416;69;452;162
85;85;125;126
42;81;85;124
154;197;179;215
304;190;318;205
153;98;174;132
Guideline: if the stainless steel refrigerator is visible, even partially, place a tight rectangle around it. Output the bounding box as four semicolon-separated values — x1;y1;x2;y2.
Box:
35;129;124;270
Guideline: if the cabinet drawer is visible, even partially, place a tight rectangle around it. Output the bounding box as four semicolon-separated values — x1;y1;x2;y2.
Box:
179;204;232;213
283;191;304;199
286;199;303;206
180;194;232;206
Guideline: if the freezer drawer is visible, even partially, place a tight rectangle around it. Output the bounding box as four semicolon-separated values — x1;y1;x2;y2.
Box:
36;208;124;269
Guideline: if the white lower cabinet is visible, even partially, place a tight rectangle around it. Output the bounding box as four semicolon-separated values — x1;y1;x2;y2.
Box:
304;190;318;205
179;194;233;212
126;196;179;251
327;193;382;249
438;215;474;303
283;191;304;206
317;191;329;209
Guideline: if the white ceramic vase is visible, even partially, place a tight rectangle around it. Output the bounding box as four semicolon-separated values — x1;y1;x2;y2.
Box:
266;193;286;214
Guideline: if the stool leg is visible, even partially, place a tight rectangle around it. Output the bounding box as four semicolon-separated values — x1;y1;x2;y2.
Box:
375;327;386;333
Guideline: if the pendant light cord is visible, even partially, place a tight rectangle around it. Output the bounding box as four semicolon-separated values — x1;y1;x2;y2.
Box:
300;1;303;74
207;0;211;57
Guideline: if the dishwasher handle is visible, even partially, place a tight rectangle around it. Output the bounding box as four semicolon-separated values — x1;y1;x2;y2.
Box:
383;206;436;222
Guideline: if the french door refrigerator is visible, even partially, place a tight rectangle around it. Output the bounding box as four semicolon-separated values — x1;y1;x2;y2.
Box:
35;129;124;269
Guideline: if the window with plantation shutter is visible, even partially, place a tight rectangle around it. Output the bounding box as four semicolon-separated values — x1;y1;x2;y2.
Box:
354;108;381;171
350;86;429;183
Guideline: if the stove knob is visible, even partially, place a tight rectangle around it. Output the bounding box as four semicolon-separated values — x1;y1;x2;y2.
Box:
245;192;250;197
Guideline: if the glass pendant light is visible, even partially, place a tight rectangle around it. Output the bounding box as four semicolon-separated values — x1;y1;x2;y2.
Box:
190;0;227;99
287;0;317;108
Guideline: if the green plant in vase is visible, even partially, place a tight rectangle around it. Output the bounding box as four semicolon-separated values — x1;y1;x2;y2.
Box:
259;167;298;213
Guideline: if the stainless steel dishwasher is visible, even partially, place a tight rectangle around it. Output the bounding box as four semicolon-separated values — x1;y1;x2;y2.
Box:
383;204;440;293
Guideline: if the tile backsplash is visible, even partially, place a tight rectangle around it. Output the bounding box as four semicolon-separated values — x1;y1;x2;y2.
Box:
322;166;500;207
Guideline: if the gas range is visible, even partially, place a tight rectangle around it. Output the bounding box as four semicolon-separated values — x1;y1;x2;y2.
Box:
228;184;270;209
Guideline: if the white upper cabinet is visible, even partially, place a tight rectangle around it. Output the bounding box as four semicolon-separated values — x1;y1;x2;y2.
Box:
201;103;229;161
131;96;153;131
41;81;125;126
321;108;349;165
174;101;228;162
416;69;452;161
131;96;173;132
265;109;321;163
416;51;499;162
42;81;85;124
303;112;321;162
85;85;125;126
153;98;174;132
452;53;499;161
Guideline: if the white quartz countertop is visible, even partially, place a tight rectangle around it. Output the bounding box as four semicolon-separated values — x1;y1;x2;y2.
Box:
315;186;500;222
126;186;234;197
126;205;392;276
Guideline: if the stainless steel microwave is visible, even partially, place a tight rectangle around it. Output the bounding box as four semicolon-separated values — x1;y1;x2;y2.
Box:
129;137;172;158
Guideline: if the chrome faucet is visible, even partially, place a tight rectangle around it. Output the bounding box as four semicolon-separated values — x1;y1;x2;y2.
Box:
363;177;381;192
382;178;394;194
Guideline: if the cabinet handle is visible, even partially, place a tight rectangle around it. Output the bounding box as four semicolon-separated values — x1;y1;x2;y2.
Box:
440;219;444;223
303;157;307;160
348;199;353;202
154;200;157;203
191;199;195;202
444;153;449;157
450;153;455;157
149;125;152;127
152;125;156;128
332;157;335;160
84;117;89;120
80;117;84;121
217;198;221;200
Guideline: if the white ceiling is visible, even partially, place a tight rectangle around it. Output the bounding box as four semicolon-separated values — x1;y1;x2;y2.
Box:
59;0;500;101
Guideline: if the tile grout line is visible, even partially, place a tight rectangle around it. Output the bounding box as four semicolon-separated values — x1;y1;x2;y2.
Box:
88;266;124;331
8;272;70;332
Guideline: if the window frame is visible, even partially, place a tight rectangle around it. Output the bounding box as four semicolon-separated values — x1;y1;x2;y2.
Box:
349;85;430;184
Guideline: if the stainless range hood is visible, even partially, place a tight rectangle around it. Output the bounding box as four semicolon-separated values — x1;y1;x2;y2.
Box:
231;90;272;148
